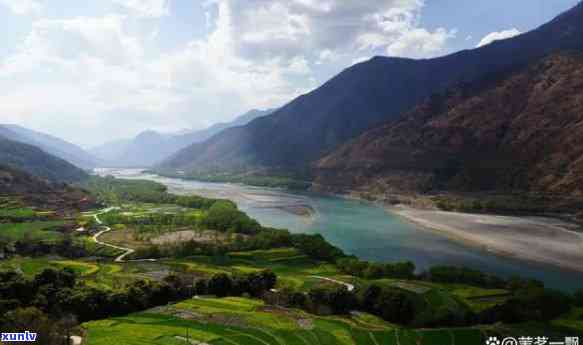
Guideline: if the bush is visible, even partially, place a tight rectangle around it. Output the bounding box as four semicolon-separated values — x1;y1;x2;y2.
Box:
574;289;583;307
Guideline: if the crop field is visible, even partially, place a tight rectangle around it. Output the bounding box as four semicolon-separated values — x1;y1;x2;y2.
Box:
84;296;486;345
0;220;65;241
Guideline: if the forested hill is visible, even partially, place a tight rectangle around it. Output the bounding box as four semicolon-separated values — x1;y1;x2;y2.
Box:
315;53;583;198
0;135;88;183
161;2;583;175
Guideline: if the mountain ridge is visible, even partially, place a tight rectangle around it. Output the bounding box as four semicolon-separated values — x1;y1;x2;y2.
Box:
160;2;583;175
315;52;583;198
0;134;88;183
0;124;98;169
91;108;273;167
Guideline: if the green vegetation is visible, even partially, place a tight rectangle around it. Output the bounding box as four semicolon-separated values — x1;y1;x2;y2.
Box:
155;169;312;190
84;297;487;345
430;193;583;215
0;221;65;242
82;176;221;208
2;175;582;344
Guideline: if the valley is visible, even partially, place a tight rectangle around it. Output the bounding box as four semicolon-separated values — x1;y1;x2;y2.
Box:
2;173;582;344
2;2;583;344
99;168;583;292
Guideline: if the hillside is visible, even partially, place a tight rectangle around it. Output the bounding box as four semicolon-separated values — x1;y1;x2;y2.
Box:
0;124;98;169
92;108;273;167
0;135;88;183
0;165;95;212
161;2;583;175
315;53;583;199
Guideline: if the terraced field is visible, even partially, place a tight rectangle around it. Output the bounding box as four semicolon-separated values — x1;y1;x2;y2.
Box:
84;297;485;345
0;220;65;241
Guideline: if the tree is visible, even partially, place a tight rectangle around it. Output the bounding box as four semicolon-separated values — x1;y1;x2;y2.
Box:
575;289;583;307
329;287;357;314
2;307;57;345
56;314;77;345
208;274;233;297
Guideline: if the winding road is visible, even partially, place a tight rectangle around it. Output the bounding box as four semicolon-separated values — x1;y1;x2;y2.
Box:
91;208;156;263
310;276;355;291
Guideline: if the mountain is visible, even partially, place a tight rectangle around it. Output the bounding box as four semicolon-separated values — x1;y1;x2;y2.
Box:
88;138;132;164
315;53;583;198
0;134;88;183
173;108;275;147
0;124;98;169
91;108;273;167
161;2;583;175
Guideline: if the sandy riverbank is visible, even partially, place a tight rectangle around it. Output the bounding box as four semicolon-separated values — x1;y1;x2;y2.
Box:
391;206;583;273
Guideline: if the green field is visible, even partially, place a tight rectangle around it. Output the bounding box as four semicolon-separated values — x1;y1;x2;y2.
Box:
84;296;486;345
4;247;582;344
0;220;65;241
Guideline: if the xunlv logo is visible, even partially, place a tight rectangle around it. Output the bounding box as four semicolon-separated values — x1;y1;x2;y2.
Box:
1;331;38;342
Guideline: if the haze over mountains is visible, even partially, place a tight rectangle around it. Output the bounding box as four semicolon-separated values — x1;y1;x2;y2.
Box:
0;124;98;170
0;134;87;183
91;108;273;167
161;2;583;186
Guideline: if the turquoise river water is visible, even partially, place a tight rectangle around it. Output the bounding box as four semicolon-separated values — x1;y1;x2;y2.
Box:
102;169;583;292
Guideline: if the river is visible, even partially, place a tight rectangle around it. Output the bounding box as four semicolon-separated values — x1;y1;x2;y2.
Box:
98;168;583;292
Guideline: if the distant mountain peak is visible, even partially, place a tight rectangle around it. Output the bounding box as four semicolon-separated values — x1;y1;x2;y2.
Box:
91;108;274;168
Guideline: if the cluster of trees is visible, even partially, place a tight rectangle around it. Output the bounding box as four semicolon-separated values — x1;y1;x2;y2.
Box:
195;270;277;298
1;267;277;327
432;195;548;214
271;281;576;328
422;265;507;289
271;284;442;326
159;171;312;191
202;200;261;234
575;289;583;307
83;176;222;208
336;260;545;294
480;287;574;323
0;231;98;260
290;234;345;261
133;230;344;263
337;258;416;279
100;212;200;232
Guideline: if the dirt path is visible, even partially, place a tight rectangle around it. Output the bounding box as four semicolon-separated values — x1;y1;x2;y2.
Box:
310;276;355;291
91;208;156;263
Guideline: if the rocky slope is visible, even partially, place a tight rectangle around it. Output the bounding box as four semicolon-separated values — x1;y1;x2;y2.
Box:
162;2;583;175
315;53;583;199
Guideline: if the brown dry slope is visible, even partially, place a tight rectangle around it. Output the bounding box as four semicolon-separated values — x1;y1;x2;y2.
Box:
0;165;97;214
316;53;583;198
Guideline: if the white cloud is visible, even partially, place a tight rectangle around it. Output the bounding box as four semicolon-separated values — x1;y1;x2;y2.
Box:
0;0;456;146
477;28;521;47
316;49;339;64
220;0;455;61
356;6;457;59
112;0;169;18
0;0;42;15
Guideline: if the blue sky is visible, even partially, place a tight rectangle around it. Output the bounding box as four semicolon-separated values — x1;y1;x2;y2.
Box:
0;0;579;147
